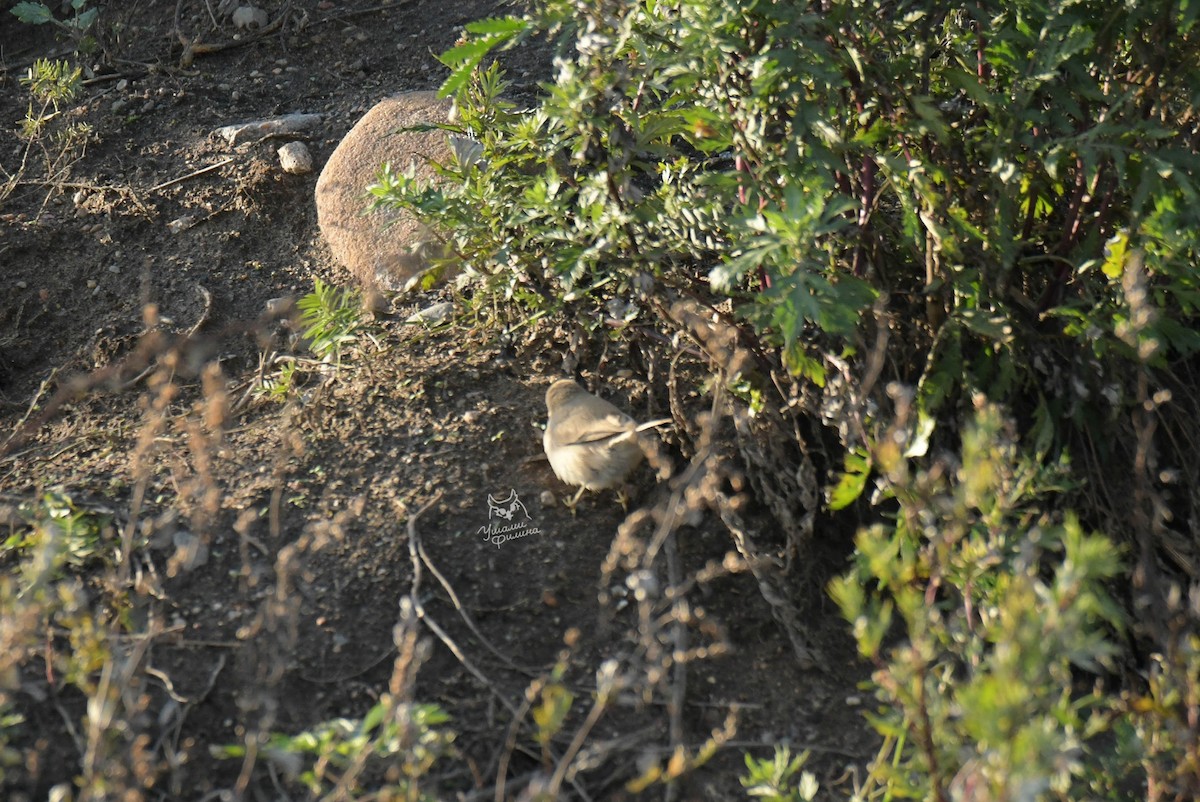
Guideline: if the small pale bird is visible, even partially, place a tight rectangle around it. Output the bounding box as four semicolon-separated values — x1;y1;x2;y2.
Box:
543;379;671;505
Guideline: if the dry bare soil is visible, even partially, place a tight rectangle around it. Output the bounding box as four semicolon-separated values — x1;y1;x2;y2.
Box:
0;2;875;798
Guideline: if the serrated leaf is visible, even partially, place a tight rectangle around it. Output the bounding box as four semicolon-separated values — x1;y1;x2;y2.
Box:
710;244;776;292
817;275;877;335
464;16;527;36
436;17;527;98
438;38;496;70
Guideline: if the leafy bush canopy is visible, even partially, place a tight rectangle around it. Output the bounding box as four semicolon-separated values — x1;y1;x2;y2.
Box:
382;0;1199;398
369;0;1200;797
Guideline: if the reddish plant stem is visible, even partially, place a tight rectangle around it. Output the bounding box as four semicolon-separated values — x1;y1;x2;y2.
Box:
853;153;876;277
915;660;951;802
734;153;772;290
1056;156;1087;256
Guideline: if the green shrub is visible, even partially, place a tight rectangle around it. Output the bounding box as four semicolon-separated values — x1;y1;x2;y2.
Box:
212;700;455;799
371;1;1200;797
375;0;1199;420
831;400;1130;799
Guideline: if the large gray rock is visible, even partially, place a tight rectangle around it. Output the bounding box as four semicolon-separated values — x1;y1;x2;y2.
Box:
315;91;455;291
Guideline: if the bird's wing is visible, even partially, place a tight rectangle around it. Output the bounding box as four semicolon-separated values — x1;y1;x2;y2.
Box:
563;412;637;446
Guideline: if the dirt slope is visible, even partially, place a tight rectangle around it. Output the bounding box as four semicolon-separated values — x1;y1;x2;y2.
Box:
0;2;873;798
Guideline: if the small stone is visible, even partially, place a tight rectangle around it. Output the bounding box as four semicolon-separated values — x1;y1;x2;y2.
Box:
116;79;128;91
277;141;313;174
15;281;27;289
232;5;268;29
86;280;97;289
111;98;127;113
107;265;120;274
539;490;556;507
462;409;481;425
405;301;453;325
167;215;197;234
170;530;209;573
265;297;293;317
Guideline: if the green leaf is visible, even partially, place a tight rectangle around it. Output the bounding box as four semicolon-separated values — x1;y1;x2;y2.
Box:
464;16;527;36
436;16;528;97
11;2;53;24
68;6;97;28
438;38;496;70
783;344;826;387
816;276;877;336
360;701;386;733
532;684;574;744
959;308;1015;343
1101;229;1129;279
828;448;871;510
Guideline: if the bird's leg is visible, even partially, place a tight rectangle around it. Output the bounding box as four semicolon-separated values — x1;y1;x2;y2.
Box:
563;486;587;515
616;487;631;512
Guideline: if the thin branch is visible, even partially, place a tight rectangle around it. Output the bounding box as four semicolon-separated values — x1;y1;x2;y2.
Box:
148;157;235;193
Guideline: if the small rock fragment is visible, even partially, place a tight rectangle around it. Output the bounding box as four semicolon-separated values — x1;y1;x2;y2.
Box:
213;112;321;145
277;141;313;174
265;297;294;317
169;530;209;574
232;5;268;29
405;301;453;325
167;215;198;234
